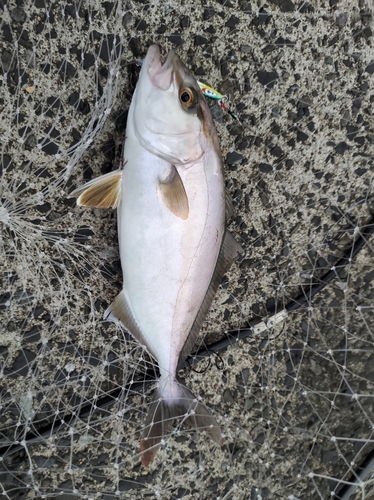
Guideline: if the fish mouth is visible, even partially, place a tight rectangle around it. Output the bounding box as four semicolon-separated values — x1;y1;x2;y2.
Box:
146;45;176;91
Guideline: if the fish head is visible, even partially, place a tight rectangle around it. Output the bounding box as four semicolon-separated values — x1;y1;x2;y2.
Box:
131;45;220;167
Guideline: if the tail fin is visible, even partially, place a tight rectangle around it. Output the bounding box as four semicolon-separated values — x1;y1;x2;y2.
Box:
140;378;223;467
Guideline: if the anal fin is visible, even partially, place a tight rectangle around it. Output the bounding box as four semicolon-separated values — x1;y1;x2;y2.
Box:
104;291;156;359
68;170;122;209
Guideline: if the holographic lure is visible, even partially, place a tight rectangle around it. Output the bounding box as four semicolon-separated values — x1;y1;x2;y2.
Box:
198;81;240;121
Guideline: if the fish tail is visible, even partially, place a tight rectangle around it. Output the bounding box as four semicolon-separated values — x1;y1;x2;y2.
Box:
140;377;223;467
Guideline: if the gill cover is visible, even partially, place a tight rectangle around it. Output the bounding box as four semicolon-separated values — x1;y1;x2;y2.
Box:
131;45;205;166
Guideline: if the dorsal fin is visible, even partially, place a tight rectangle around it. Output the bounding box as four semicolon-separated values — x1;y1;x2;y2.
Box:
177;230;243;370
68;170;122;209
158;166;189;220
104;291;156;359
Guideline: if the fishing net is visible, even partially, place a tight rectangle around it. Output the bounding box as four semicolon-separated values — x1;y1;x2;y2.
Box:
1;0;374;498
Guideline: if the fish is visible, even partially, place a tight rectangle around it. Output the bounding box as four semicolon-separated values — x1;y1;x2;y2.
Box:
68;44;242;467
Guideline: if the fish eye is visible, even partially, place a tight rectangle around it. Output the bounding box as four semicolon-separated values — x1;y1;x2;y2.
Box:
179;87;196;111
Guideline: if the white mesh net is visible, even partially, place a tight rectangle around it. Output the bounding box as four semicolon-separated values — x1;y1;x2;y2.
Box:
1;0;374;499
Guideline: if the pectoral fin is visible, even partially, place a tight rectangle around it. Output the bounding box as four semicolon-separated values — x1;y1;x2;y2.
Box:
68;170;122;209
158;166;189;220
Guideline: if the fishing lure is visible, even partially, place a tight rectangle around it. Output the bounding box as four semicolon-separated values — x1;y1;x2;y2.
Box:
198;82;240;121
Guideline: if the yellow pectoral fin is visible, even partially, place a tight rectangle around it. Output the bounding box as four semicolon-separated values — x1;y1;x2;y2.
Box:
68;170;122;209
158;166;189;220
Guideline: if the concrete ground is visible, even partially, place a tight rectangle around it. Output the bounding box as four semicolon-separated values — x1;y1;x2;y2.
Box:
1;0;374;499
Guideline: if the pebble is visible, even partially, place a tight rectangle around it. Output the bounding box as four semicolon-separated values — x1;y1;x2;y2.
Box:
252;7;270;27
10;7;27;23
203;8;215;20
257;70;279;90
259;163;273;173
180;16;190;29
365;60;374;74
1;50;15;73
195;35;208;46
335;141;351;155
11;349;36;376
167;33;184;46
58;59;75;79
335;11;348;28
225;15;240;29
23;326;41;344
226;151;243;165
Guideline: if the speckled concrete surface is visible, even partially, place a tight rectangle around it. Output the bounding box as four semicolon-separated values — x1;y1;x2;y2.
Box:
1;0;374;499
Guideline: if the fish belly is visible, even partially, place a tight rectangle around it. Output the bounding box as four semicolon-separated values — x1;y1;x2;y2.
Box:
118;134;224;384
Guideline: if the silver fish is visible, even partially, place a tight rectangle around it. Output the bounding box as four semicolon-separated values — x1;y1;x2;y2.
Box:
69;45;242;466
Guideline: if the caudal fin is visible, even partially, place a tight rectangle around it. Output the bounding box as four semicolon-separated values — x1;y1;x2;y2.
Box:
140;379;223;467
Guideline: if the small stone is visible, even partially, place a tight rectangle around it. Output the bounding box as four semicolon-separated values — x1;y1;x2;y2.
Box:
364;269;374;283
270;146;283;157
240;2;252;13
11;350;36;376
222;388;235;404
365;60;374;74
220;60;229;77
80;51;95;70
135;19;147;31
252;7;270;26
259;163;273;173
335;141;351;155
340;110;351;126
354;167;367;176
68;92;91;115
23;326;41;343
65;4;79;17
180;16;190;28
335;11;348;28
1;50;15;73
195;35;208;46
205;24;216;34
203;8;215;20
10;7;27;22
58;59;76;80
298;95;313;108
225;15;240;28
129;38;141;57
257;70;279;89
102;1;114;16
275;37;295;47
167;33;184;46
297;130;308;142
226;151;243;165
38;140;60;155
268;0;295;11
240;44;251;53
97;34;121;63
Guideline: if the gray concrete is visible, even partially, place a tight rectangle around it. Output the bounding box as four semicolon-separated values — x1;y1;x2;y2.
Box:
1;0;374;499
